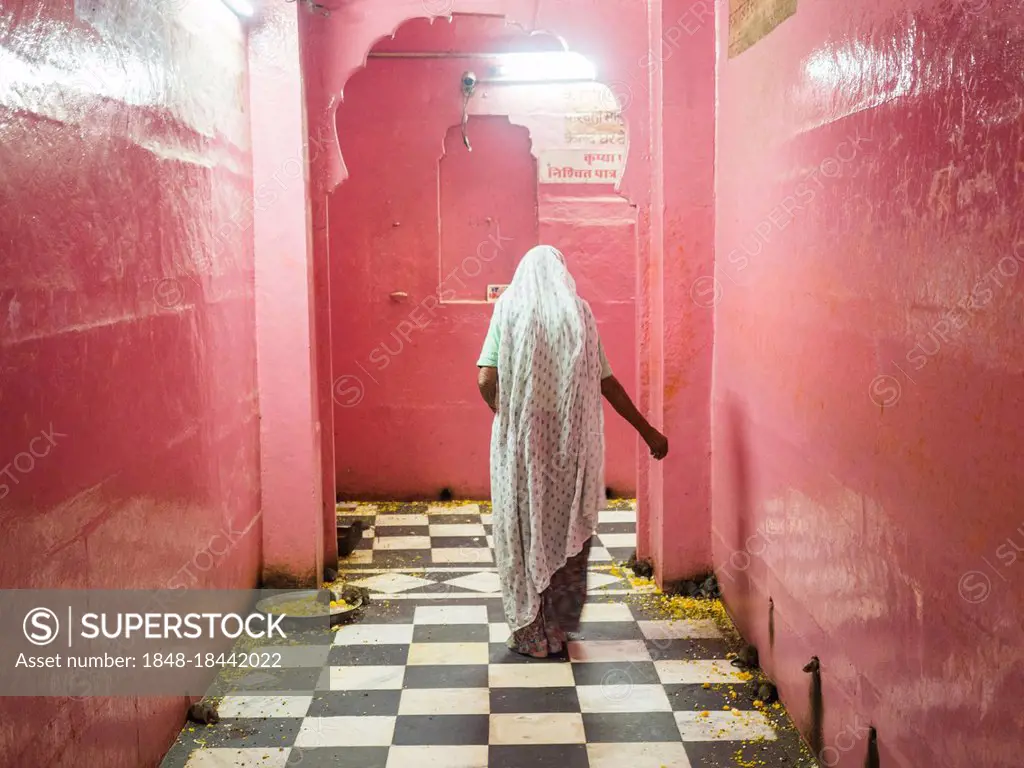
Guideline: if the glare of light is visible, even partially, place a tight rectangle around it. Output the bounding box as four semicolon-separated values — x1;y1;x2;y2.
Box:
221;0;254;17
491;52;596;83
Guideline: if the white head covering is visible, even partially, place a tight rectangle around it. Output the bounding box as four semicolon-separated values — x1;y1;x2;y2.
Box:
490;245;606;631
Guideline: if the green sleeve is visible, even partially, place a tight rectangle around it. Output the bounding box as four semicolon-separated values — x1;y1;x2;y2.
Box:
477;312;500;367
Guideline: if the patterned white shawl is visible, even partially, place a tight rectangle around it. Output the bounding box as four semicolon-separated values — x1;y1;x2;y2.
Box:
489;245;605;631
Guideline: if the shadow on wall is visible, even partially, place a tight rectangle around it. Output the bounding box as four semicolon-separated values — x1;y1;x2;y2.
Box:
722;392;753;595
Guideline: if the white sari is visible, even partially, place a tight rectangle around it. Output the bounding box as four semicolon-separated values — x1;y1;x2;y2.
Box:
489;245;606;631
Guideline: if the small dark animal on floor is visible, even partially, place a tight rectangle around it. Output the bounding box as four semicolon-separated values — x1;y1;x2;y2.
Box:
187;701;220;725
756;681;778;703
626;551;654;579
341;585;372;606
671;576;718;599
323;566;338;583
731;644;759;669
699;574;721;599
337;520;365;557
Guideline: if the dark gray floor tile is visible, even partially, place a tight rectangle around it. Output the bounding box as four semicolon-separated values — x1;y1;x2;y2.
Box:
401;664;489;689
571;661;660;686
327;644;410;667
582;712;682;743
172;718;302;749
645;638;732;660
308;690;402;717
488;744;590;767
392;714;490;745
489;686;581;713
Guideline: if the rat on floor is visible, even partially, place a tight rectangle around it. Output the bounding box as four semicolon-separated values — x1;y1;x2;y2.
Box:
337;520;365;557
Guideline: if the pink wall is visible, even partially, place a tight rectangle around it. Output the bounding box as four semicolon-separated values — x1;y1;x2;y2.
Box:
0;2;260;765
327;16;640;500
642;0;717;582
711;0;1024;765
300;0;658;515
250;3;327;586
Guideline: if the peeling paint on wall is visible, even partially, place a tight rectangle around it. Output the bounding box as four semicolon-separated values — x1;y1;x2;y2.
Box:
728;0;796;58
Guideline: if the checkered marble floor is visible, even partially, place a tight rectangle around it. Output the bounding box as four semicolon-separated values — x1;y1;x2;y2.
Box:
161;502;816;768
335;502;639;569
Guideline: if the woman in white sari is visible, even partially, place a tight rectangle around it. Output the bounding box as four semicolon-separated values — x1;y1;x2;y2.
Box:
477;245;668;658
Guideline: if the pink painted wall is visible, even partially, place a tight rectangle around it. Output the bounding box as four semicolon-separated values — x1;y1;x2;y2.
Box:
711;0;1024;765
0;2;260;765
326;16;640;500
643;0;717;582
250;3;327;586
300;0;657;511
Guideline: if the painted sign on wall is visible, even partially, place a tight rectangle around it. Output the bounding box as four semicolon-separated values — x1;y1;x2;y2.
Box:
539;149;625;184
564;111;627;146
728;0;797;57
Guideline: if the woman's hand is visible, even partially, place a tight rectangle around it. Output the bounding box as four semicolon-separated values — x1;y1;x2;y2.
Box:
643;428;669;460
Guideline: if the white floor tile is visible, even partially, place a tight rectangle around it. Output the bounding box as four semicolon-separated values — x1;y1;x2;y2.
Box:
586;571;623;590
328;665;405;690
362;527;375;538
654;659;744;684
373;535;432;550
184;748;292;767
489;713;586;745
486;535;494;549
386;746;489;768
480;513;493;525
675;710;777;741
348;572;435;593
216;695;313;719
295;715;395;747
588;546;613;562
443;572;502;593
587;742;692;767
596;533;636;548
432;547;494;564
598;510;637;524
488;663;576;687
576;684;671;713
488;622;510;643
638;619;724;640
407;642;489;665
426;503;481;515
398;687;490;715
568;640;651;663
374;514;428;527
429;523;487;537
579;603;634;623
414;604;489;625
333;623;414;646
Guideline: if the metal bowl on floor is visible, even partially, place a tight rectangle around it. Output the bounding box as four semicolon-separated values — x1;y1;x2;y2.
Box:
256;587;364;630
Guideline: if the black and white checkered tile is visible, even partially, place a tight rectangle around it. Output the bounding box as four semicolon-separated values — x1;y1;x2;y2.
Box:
336;503;639;569
162;603;812;767
161;502;814;767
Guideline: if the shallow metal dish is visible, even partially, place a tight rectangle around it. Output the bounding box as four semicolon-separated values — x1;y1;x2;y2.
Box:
255;588;364;630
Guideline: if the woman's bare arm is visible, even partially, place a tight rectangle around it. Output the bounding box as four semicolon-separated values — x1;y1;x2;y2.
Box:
601;375;668;459
478;366;498;413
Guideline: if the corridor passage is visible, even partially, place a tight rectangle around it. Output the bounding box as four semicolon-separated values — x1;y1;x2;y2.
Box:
161;502;816;767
